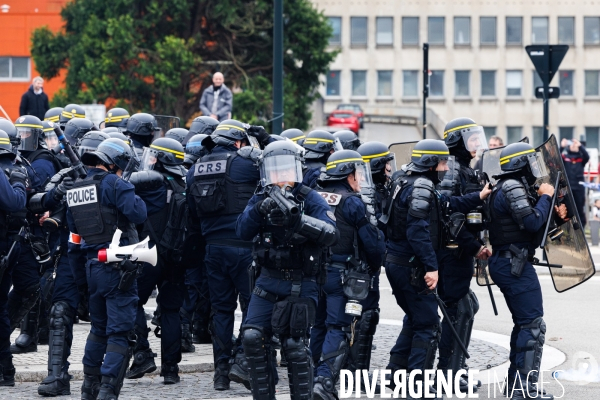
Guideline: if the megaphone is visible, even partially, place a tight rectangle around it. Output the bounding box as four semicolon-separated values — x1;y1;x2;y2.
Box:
97;229;157;266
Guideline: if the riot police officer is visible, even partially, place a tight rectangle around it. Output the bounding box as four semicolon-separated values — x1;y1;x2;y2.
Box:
126;137;187;384
310;150;385;400
59;104;86;132
104;108;130;131
165;128;189;145
383;139;490;398
235;139;337;400
281;128;306;146
44;107;64;124
487;142;565;400
64;118;98;143
302;130;335;188
124;113;161;158
437;118;491;392
0;129;28;386
184;115;219;143
186;119;263;390
182;134;208;169
332;130;361;151
67;138;147;400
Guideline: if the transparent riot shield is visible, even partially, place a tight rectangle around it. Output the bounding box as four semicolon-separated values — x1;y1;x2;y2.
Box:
388;141;418;168
536;135;595;292
153;115;180;140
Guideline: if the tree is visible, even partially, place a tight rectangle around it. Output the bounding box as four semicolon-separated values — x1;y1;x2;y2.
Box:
31;0;336;130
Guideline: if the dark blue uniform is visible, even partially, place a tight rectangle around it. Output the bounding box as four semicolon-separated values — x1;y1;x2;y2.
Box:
67;168;147;382
386;179;482;372
309;181;384;379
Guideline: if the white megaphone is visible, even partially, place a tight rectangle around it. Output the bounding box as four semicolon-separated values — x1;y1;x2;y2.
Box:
97;229;158;266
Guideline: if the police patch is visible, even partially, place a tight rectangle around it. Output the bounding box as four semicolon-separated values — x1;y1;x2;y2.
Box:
317;191;342;206
194;160;227;176
326;210;336;221
66;185;98;207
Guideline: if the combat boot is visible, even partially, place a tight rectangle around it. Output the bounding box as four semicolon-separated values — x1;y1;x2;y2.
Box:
125;349;157;379
228;349;250;390
96;377;118;400
160;364;180;385
213;359;230;391
181;324;195;353
192;319;212;344
38;371;71;396
0;356;15;386
11;308;40;353
81;367;101;400
313;376;337;400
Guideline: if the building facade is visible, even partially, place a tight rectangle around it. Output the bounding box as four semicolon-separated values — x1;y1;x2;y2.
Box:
0;0;67;120
312;0;600;148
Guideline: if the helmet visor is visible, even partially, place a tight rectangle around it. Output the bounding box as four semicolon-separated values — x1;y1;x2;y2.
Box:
462;126;488;156
437;155;455;179
527;152;548;179
17;128;39;151
78;144;100;158
140;147;159;171
44;131;59;150
354;162;373;190
385;155;397;177
333;138;344;152
260;155;303;187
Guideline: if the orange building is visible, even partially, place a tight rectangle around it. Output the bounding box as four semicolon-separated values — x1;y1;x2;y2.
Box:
0;0;68;121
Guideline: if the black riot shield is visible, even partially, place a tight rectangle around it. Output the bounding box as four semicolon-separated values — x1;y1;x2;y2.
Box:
388;141;418;167
536;135;595;292
153;115;180;140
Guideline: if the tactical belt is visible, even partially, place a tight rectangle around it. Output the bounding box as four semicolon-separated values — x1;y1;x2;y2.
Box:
261;268;304;281
206;239;253;248
252;286;284;303
329;262;348;270
497;250;535;262
385;253;415;267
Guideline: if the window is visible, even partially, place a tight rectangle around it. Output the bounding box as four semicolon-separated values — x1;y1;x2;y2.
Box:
403;70;419;97
584;17;600;44
376;17;393;46
533;70;543;96
0;57;30;81
585;127;600;149
585;70;600;96
351;17;368;46
455;70;470;96
507;127;523;144
506;17;523;45
532;127;544;147
559;127;574;141
481;70;496;96
483;126;497;141
402;17;419;45
377;70;393;96
430;70;444;96
351;70;367;97
558;17;575;44
454;17;471;45
532;17;549;44
506;70;523;96
428;17;445;45
328;17;342;45
326;70;341;96
480;17;497;45
559;70;574;96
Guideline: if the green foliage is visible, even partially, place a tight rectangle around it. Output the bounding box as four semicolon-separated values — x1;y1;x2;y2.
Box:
31;0;336;130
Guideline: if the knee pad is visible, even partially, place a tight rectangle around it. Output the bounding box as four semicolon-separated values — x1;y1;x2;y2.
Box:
447;291;477;371
412;325;441;371
518;317;546;383
283;335;314;400
241;325;275;400
319;339;349;381
50;301;74;330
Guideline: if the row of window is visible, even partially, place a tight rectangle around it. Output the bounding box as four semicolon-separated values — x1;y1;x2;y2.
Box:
485;126;600;148
326;69;600;98
0;57;30;81
329;16;600;47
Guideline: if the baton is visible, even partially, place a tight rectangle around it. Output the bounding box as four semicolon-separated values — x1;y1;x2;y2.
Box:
479;260;498;316
430;288;470;359
0;227;24;282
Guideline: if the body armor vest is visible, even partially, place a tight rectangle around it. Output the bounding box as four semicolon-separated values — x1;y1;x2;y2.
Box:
141;173;185;242
189;151;256;218
27;149;69;175
488;179;533;246
318;186;358;257
439;159;482;197
387;175;442;250
67;172;132;245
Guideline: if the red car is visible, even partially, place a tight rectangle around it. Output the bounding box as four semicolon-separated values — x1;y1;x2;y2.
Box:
336;103;365;128
327;110;360;134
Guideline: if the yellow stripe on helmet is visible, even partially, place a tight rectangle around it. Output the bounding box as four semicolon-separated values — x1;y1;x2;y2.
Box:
150;144;185;159
499;149;535;162
43;127;55;132
45;116;60;122
290;135;306;142
0;139;10;143
362;151;390;160
443;123;478;138
304;138;334;144
326;157;364;169
412;150;450;155
15;124;43;129
216;124;246;132
105;115;130;123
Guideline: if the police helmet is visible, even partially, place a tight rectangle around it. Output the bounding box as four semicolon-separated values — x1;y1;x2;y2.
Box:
44;107;64;123
184;134;208;166
499;142;546;184
443;117;488;159
0;119;19;147
104;107;130;129
0;130;16;160
213;119;248;142
321;149;373;189
15;115;44;152
259;140;304;187
303;130;335;159
333;130;361;151
189;116;219;136
408;139;450;172
281;128;306;146
357;141;396;176
81;138;133;172
126;113;160;136
101;127;121;134
64;118;97;142
41;121;60;151
76;131;110;158
165;128;189;145
104;130;132;145
59;104;86;125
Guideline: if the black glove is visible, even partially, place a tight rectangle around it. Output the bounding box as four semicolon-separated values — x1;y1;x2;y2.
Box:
53;177;74;201
8;169;28;187
257;197;277;216
267;208;288;226
247;125;271;144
